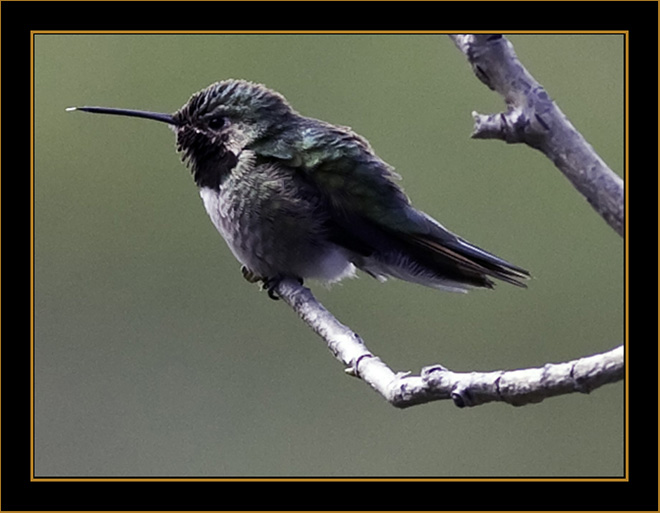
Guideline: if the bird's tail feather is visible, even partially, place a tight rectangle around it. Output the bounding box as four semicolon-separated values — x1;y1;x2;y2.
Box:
329;210;530;291
401;231;530;289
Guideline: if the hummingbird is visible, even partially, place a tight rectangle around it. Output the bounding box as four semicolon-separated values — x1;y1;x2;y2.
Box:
68;79;529;297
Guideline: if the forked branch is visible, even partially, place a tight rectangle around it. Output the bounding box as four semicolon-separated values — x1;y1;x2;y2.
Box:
449;34;624;237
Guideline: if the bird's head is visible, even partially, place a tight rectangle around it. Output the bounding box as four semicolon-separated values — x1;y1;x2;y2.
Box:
172;79;296;187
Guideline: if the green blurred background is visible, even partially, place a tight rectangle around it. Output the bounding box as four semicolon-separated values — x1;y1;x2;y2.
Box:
34;34;624;477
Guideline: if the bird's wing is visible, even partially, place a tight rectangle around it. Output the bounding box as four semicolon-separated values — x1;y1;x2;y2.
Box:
294;122;415;227
288;121;530;287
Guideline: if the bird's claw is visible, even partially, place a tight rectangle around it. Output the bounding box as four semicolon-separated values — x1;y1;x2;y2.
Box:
257;277;277;300
241;267;304;300
263;275;304;301
241;265;263;284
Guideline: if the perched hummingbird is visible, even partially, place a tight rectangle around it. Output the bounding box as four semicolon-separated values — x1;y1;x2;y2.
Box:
69;79;529;296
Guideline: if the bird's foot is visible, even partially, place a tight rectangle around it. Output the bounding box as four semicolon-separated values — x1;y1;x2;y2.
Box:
263;277;282;301
241;267;304;300
261;275;304;301
240;265;263;283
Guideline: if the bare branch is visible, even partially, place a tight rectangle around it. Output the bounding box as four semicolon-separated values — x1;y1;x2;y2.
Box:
423;345;624;407
274;279;623;408
449;34;624;237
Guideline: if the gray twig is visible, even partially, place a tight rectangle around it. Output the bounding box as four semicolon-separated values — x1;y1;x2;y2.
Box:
449;34;624;237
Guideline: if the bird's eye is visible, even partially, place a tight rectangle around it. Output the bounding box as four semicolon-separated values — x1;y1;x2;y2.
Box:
208;117;226;130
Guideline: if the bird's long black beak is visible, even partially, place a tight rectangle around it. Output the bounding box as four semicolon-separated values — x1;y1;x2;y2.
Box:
66;106;180;126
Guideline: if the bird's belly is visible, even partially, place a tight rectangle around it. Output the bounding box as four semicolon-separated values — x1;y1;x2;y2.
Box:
198;186;354;283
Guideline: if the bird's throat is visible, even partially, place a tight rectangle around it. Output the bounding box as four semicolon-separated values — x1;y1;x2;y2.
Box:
176;127;239;190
